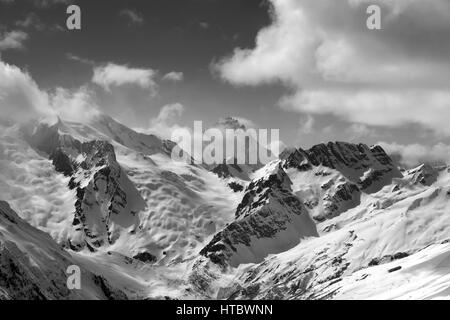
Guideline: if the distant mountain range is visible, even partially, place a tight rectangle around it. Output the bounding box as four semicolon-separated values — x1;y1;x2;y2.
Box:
1;114;450;300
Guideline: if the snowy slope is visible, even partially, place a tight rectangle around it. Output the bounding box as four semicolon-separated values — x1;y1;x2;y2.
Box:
0;122;78;244
201;161;318;267
1;116;240;265
192;162;450;299
0;201;129;300
281;142;402;222
2;114;450;300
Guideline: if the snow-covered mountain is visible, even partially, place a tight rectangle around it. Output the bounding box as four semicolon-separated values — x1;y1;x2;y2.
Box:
200;161;318;267
1;114;450;300
0;201;129;299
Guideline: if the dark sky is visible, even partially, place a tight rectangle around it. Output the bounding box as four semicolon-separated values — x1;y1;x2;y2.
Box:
1;0;450;165
0;0;291;132
1;0;269;86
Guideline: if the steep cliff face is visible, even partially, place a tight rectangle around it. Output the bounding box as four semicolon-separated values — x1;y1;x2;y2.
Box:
68;140;146;249
406;164;440;186
279;142;401;222
0;201;129;300
200;161;318;267
210;165;450;300
281;142;401;192
22;121;146;250
0;200;76;299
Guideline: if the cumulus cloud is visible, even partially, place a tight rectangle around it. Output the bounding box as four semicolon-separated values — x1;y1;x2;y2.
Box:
0;30;28;51
137;103;188;140
215;0;450;136
49;86;100;123
92;63;158;93
151;103;184;127
0;59;51;121
162;71;184;82
0;58;99;123
119;9;144;26
379;141;450;167
280;89;450;135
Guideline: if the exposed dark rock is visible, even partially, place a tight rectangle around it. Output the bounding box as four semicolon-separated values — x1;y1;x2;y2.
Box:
201;163;318;267
228;181;244;192
368;252;410;267
133;252;157;264
92;274;128;300
22;121;145;250
282;142;401;193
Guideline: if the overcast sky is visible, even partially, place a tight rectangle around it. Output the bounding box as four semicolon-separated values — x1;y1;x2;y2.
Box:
1;0;450;165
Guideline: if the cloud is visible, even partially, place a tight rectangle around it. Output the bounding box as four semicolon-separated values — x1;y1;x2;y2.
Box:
267;140;287;157
49;86;100;123
345;123;376;141
0;59;51;121
1;0;70;7
215;117;256;130
137;103;188;140
151;103;184;127
298;114;314;134
280;89;450;136
215;0;450;136
92;63;158;93
119;9;144;26
162;71;184;82
0;30;28;51
379;141;450;167
0;58;99;123
15;13;46;31
66;53;95;65
199;22;209;29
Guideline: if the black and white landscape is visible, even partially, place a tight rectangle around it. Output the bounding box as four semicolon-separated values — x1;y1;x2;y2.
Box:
1;0;450;300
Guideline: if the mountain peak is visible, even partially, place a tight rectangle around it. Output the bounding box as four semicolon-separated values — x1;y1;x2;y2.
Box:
214;117;249;131
281;142;399;184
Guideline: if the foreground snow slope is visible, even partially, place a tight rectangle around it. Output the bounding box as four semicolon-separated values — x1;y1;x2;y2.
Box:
0;201;129;299
193;162;450;299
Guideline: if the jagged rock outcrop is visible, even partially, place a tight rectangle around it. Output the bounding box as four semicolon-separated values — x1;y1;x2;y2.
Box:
133;252;157;264
281;142;401;193
0;201;128;300
22;121;146;249
200;162;318;267
406;164;440;186
212;162;251;180
279;142;401;222
200;142;401;266
319;182;361;222
0;201;77;299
